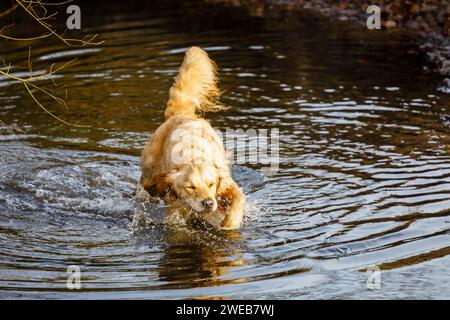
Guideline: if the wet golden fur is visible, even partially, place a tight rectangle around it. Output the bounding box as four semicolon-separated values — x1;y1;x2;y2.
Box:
140;47;245;230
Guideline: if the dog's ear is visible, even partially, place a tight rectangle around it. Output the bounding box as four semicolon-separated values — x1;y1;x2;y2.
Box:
217;186;233;212
155;173;168;195
155;172;171;197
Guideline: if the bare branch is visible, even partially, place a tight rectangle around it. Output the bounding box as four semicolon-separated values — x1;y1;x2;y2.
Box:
0;119;26;133
14;0;104;46
0;32;52;41
0;3;19;19
0;58;85;127
0;0;102;128
24;82;86;127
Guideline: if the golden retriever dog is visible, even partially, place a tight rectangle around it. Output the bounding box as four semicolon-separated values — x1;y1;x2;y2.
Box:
139;46;245;230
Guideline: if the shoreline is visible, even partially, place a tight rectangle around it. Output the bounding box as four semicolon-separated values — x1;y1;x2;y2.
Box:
204;0;450;92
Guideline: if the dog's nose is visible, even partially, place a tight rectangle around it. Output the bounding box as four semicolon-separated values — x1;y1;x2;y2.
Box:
202;199;214;209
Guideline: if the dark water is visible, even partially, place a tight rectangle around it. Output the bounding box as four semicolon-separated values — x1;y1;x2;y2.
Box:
1;1;450;299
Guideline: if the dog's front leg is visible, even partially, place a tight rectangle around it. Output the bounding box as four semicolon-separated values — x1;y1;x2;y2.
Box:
219;182;245;230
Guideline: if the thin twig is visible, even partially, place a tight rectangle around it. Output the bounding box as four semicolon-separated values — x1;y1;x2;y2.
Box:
24;82;87;127
0;3;19;19
21;0;73;6
0;58;85;127
0;32;52;41
0;0;102;127
14;0;104;46
27;46;32;77
0;119;25;133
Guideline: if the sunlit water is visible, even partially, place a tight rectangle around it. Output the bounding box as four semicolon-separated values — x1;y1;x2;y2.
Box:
1;1;450;299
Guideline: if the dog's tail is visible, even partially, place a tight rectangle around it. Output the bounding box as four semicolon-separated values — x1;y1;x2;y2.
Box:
164;46;225;119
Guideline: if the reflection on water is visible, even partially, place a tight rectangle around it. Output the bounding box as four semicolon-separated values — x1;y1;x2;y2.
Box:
156;228;245;288
1;0;450;299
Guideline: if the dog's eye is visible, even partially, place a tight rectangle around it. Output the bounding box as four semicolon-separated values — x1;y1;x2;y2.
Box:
186;185;195;190
208;182;215;188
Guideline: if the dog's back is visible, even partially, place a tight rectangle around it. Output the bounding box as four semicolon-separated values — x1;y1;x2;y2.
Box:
141;47;228;184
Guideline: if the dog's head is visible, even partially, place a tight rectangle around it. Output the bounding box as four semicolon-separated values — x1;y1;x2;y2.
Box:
159;164;228;213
